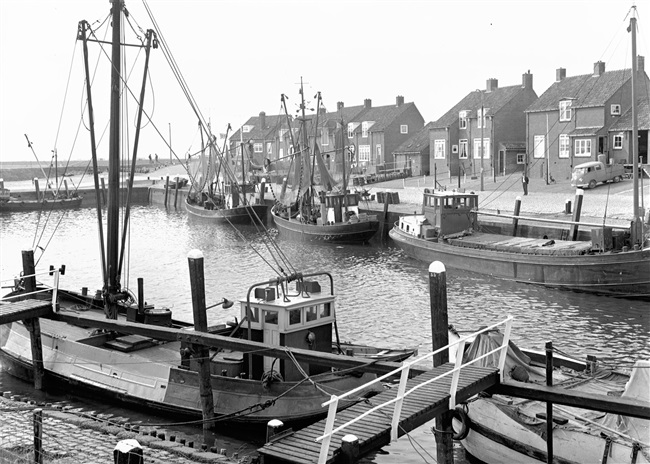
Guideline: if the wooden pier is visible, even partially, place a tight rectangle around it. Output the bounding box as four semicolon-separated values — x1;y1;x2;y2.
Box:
257;363;500;464
0;298;52;324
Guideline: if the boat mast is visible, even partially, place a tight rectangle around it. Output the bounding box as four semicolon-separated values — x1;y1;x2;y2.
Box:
629;11;642;246
106;0;124;318
340;116;349;214
298;77;310;216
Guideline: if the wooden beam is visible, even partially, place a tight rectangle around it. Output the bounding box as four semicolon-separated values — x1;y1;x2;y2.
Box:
490;380;650;420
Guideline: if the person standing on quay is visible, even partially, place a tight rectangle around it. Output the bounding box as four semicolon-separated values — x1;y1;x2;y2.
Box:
522;171;529;195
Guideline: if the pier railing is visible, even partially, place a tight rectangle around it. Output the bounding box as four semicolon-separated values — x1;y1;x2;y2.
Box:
315;315;513;463
0;268;62;311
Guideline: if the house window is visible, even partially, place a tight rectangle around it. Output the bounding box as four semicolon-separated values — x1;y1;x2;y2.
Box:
559;134;570;158
534;135;545;158
348;123;354;138
517;153;525;164
321;127;329;146
253;143;263;153
279;148;284;158
477;108;486;129
613;134;623;149
459;139;468;159
611;104;621;116
434;140;445;159
473;138;490;159
559;100;572;121
459;111;467;129
575;139;592;157
242;125;253;133
266;142;273;155
400;125;408;134
362;122;369;138
359;145;371;162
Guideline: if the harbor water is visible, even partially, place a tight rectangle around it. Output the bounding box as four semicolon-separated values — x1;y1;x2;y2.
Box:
1;205;648;462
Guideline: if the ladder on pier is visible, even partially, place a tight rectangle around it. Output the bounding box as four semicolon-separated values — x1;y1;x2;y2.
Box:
258;316;512;464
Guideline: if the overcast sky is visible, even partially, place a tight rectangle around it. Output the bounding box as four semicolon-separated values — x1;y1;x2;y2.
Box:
1;0;647;164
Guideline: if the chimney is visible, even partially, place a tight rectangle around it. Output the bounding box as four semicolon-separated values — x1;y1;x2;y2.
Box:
637;55;645;73
259;111;266;130
486;78;498;92
364;98;372;109
337;101;344;111
522;71;533;90
396;95;404;107
556;68;566;82
593;61;605;76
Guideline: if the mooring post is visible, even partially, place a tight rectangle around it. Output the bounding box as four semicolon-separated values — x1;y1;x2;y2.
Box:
512;196;522;236
34;178;41;201
173;177;179;208
341;434;360;464
429;261;453;464
569;189;583;241
259;179;266;204
381;189;390;242
21;250;44;390
187;249;215;431
265;419;284;443
63;179;69;197
33;408;43;464
164;176;170;207
546;341;554;463
100;177;107;205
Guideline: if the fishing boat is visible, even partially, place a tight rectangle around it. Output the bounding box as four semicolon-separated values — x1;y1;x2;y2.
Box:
271;82;380;243
390;11;650;300
451;330;649;463
0;1;409;428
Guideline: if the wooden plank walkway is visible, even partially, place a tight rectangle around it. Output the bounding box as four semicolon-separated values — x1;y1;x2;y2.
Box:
258;363;500;464
0;298;52;324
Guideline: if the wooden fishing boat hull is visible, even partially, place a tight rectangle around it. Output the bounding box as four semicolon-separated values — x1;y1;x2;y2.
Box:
185;199;268;224
0;196;83;212
454;398;649;464
0;318;379;425
271;209;379;243
389;226;650;299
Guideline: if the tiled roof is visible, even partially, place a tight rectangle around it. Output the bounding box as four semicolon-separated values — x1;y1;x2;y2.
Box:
568;126;604;137
609;97;650;131
500;142;526;150
525;69;633;113
349;102;418;132
393;122;433;154
432;85;526;129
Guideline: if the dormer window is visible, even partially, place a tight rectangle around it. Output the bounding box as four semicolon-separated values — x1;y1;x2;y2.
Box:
560;100;572;121
459;111;467;129
477;108;487;129
611;104;621;116
362;122;369;138
348;123;354;138
400;124;408;134
242;125;253;133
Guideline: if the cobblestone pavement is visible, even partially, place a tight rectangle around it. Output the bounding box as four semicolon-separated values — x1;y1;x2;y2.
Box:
0;395;248;463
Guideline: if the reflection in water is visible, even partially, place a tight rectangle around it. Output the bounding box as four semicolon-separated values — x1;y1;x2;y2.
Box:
1;206;648;461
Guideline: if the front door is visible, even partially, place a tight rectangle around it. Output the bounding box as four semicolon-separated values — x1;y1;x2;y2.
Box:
262;310;280;372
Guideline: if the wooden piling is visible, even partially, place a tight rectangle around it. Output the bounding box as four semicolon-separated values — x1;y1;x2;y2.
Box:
63;179;69;197
187;249;215;430
164;176;170;207
100;177;107;205
266;419;284;443
259;180;266;204
429;261;453;464
568;189;583;241
545;341;554;463
173;177;179;208
34;178;41;201
340;434;360;464
380;189;390;242
21;250;44;390
512;196;522;236
33;408;43;464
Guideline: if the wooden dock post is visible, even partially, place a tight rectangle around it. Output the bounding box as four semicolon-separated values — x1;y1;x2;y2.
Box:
380;190;390;242
512;196;522;236
429;261;453;464
33;408;43;464
173;177;179;208
21;250;44;390
164;176;170;207
63;179;70;197
266;419;284;443
100;177;107;205
340;434;360;464
569;189;583;240
34;178;41;201
187;249;215;431
545;341;554;464
259;179;266;204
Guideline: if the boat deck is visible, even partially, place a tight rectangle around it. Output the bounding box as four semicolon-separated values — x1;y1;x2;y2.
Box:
447;232;593;256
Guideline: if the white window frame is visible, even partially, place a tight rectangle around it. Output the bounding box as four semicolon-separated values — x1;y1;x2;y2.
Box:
362;122;369;138
348;123;354;139
559;134;570;158
266;142;273;155
242;125;252;133
434;140;446;159
400;124;408;134
279;148;284;159
534;135;546;158
611;104;621;116
473;138;490;159
575;139;592;157
516;153;525;164
613;134;623;149
253;143;263;153
459;139;468;159
358;144;371;162
321;127;329;146
459;111;467;129
559;100;572;122
376;144;382;159
477;108;486;129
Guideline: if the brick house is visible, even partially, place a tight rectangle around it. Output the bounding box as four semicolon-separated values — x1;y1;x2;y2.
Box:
428;72;537;181
524;57;649;182
393;122;433;176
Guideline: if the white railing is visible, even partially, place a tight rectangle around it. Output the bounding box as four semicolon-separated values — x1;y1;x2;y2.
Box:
0;268;62;312
315;315;513;463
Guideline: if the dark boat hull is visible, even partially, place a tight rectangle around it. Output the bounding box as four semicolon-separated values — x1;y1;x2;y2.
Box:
0;197;83;212
389;226;650;299
271;209;379;243
185;199;268;224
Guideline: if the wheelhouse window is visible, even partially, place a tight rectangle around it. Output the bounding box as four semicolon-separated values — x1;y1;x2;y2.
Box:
289;309;301;325
264;310;278;325
613;134;623;149
534;135;545;158
459;111;467;129
459;139;468;159
559;134;570;158
575;139;592;157
434;140;446;159
306;306;318;322
559;100;572;121
320;303;331;318
248;307;259;323
400;124;408;134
